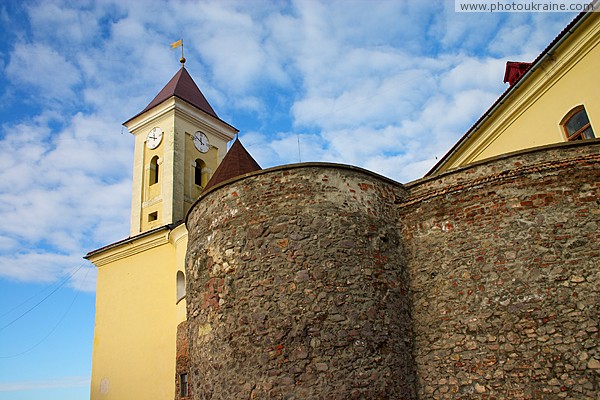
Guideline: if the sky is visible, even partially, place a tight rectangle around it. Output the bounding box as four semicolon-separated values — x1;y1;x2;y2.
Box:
0;0;581;399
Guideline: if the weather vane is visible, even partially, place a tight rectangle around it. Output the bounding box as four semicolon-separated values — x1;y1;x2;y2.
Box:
170;39;185;65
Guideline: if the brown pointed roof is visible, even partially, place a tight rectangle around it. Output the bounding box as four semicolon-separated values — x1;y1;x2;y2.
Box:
203;138;261;192
124;66;217;124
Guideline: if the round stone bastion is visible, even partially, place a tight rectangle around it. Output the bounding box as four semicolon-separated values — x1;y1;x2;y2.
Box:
185;140;599;399
185;164;414;399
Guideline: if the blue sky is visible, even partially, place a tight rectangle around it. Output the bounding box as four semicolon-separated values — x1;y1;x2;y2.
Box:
0;1;579;399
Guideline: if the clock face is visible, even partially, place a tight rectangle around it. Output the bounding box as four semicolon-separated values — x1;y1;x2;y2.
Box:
146;127;163;149
193;131;210;153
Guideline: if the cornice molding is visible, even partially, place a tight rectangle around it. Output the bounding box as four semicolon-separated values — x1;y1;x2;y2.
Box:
124;98;178;133
169;223;188;246
124;97;238;140
174;105;236;143
87;229;171;267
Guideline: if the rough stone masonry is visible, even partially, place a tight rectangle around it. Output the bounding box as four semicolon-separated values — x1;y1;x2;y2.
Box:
184;140;599;399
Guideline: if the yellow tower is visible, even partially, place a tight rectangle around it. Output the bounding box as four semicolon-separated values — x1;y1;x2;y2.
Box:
86;64;236;399
124;65;237;235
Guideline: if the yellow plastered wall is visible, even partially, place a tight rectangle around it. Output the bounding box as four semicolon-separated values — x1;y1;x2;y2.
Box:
90;233;176;399
89;225;189;400
439;12;600;171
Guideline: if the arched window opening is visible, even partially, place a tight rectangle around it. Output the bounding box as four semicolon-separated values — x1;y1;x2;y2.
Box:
150;156;160;185
194;159;207;187
561;106;595;141
176;270;186;303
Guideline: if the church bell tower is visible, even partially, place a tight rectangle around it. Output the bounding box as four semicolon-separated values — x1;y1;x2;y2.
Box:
123;64;237;235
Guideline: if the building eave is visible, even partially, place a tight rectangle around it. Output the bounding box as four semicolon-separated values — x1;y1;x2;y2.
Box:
123;95;238;134
85;221;184;265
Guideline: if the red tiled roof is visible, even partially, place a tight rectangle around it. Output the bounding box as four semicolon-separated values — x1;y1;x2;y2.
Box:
124;66;217;124
203;138;261;192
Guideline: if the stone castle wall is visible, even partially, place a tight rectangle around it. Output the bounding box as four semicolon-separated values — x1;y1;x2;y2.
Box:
184;141;599;399
400;142;599;398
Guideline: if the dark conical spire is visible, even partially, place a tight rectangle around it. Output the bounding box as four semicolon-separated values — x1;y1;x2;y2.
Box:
124;67;217;124
141;66;217;117
203;138;261;192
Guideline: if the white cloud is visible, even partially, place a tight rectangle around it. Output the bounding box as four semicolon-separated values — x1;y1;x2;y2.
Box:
0;236;19;252
0;376;90;392
0;252;81;284
6;42;82;101
0;0;578;291
440;57;506;93
0;111;130;291
27;1;101;45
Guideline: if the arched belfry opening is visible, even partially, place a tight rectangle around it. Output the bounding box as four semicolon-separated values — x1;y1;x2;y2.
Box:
150;155;160;185
194;159;208;188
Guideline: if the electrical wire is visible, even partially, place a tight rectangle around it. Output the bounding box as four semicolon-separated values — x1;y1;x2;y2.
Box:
0;262;86;332
0;261;86;320
0;265;91;359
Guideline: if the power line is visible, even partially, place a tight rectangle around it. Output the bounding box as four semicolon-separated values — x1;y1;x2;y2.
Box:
0;262;86;332
0;265;91;359
0;261;86;320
